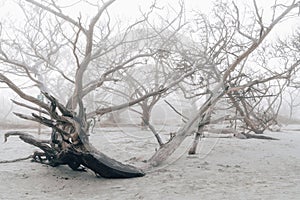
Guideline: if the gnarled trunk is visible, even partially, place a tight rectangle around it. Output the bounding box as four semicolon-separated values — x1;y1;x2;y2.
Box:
5;93;144;178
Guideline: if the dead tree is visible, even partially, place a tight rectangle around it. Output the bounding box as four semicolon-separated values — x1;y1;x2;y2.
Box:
0;0;186;178
0;0;299;176
276;29;300;121
146;1;300;166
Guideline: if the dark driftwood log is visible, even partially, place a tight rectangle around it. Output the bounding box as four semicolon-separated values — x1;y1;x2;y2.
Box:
6;93;144;178
4;132;144;178
81;150;145;178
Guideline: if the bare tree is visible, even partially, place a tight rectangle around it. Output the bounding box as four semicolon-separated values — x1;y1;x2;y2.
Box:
275;28;300;121
284;87;300;120
146;0;300;167
0;0;188;177
0;0;299;177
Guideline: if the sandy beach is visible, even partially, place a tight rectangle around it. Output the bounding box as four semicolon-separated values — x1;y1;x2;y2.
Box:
0;126;299;200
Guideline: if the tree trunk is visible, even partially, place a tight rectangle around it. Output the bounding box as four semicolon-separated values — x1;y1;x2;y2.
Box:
188;125;204;155
141;105;151;129
188;109;212;155
144;83;228;168
228;94;263;134
146;88;226;168
147;134;187;167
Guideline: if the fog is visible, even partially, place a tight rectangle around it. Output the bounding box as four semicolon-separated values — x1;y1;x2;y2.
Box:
1;1;300;199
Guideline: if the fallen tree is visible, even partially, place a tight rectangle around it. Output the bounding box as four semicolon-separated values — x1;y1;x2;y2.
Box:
233;132;279;140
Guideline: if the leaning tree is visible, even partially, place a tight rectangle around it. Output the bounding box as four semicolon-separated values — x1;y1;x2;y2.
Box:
146;0;300;165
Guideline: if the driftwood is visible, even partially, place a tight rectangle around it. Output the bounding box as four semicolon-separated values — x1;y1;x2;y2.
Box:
4;93;144;178
0;155;33;164
234;132;279;140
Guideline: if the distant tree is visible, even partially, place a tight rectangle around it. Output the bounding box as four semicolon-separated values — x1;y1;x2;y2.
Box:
275;28;300;121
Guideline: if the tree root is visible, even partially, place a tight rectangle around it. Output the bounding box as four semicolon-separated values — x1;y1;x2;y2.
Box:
3;93;144;178
0;155;33;164
4;131;144;178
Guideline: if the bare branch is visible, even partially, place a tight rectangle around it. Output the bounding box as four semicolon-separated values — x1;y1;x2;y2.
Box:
11;99;48;115
141;118;163;146
0;73;48;109
87;67;196;117
0;155;33;164
72;18;82;69
24;0;87;34
223;1;299;82
164;100;188;122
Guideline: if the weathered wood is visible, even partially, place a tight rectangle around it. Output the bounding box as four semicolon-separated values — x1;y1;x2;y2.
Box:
0;155;33;164
5;93;145;178
4;131;145;178
188;127;203;155
234;132;279;140
147;85;227;168
81;148;145;178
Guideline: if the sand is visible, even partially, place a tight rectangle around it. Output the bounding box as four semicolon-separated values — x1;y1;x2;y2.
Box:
0;126;299;200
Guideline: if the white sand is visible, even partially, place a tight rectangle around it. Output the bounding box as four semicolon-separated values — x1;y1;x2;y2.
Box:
0;127;300;200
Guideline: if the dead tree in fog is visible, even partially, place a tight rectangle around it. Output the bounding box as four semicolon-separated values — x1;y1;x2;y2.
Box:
228;78;287;134
146;0;300;166
0;0;299;175
284;87;300;120
276;29;300;121
0;0;188;177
